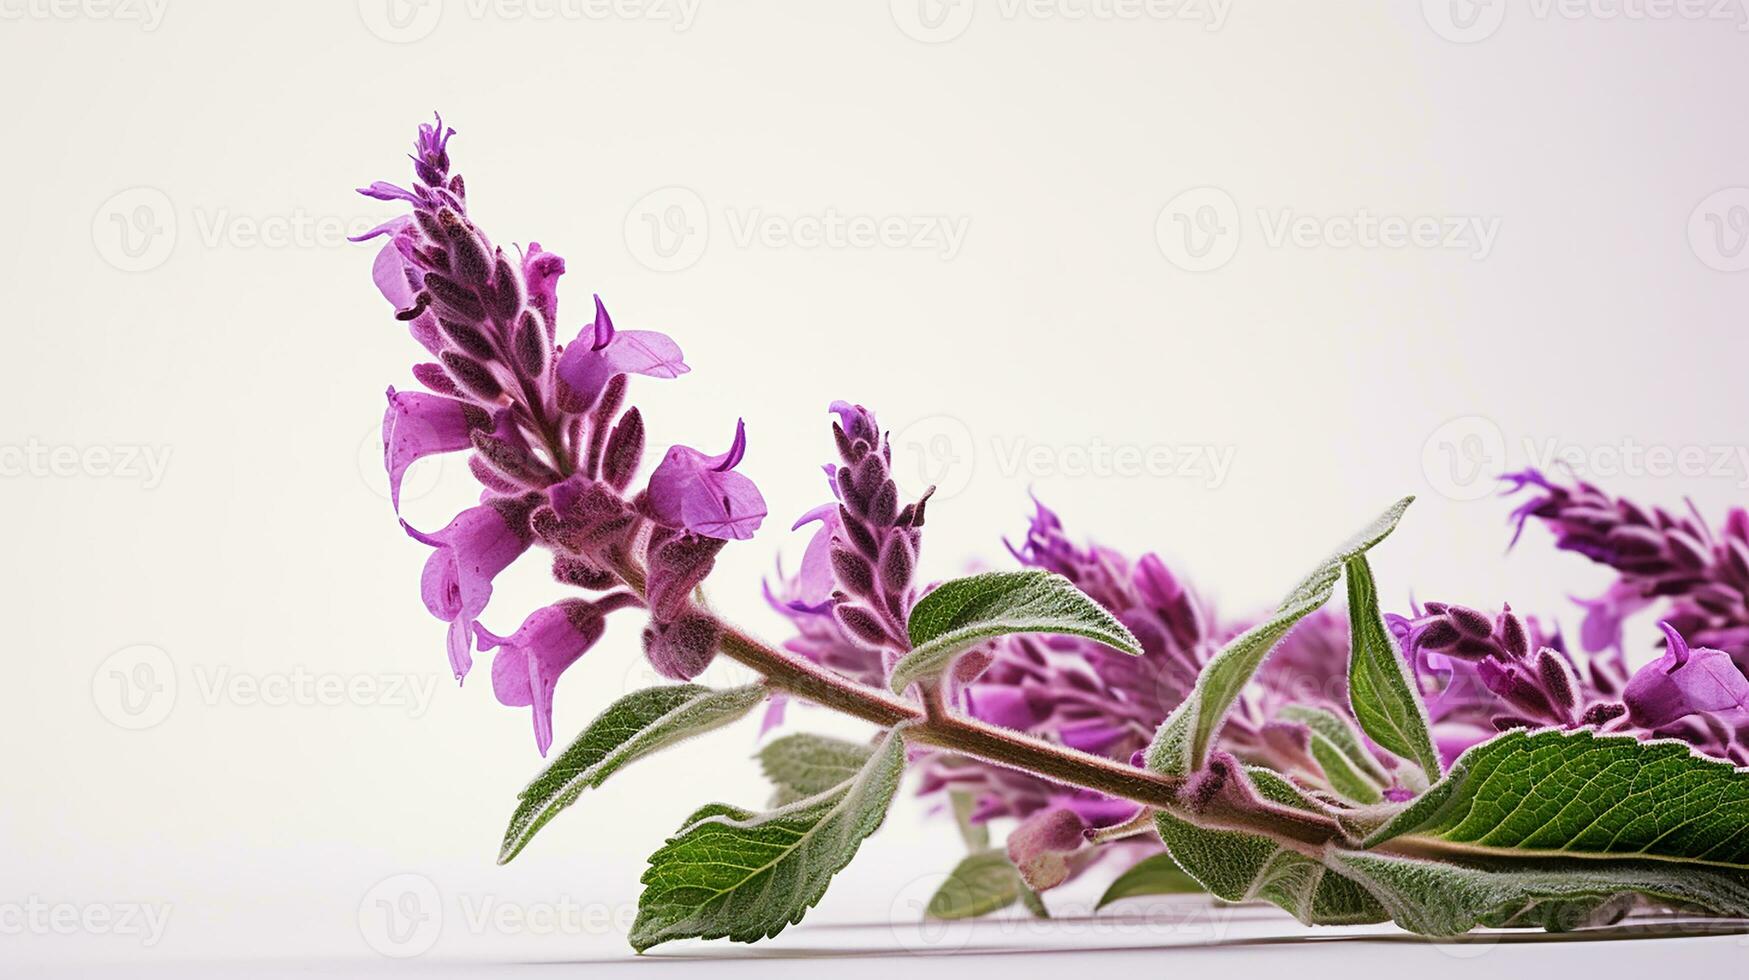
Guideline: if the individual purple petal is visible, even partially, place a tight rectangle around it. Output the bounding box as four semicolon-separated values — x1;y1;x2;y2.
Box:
382;387;495;510
1623;622;1749;729
1006;806;1089;892
521;242;565;342
645;419;767;540
476;600;606;756
789;504;842;607
554;296;689;408
401;497;535;682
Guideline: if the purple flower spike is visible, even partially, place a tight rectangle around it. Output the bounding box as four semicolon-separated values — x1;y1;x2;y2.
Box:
555;295;689;410
645;419;767;540
382;387;496;510
401;497;536;681
1623;623;1749;730
477;599;616;756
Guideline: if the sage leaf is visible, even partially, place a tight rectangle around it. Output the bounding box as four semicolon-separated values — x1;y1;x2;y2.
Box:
1364;727;1749;865
1095;853;1204;909
629;726;909;951
1324;849;1749;936
1344;553;1441;784
1153;766;1387;925
1276;704;1390;805
1146;497;1413;777
926;849;1023;919
950;789;991;851
759;733;874;800
891;570;1140;693
499;684;765;865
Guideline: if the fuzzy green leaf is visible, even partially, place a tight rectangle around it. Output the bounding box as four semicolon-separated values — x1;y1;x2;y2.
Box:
1095;853;1205;908
1344;554;1441;784
949;790;990;851
499;684;766;865
1277;704;1391;804
758;733;875;801
926;850;1024;919
1364;728;1749;866
1146;497;1413;777
629;726;909;951
892;570;1140;693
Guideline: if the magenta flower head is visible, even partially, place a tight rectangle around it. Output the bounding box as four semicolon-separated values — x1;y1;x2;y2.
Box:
401;496;538;682
477;594;639;755
1623;622;1749;730
556;295;689;411
645;419;766;541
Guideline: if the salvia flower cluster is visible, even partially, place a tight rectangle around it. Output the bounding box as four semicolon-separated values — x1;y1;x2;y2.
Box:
363;118;1749;951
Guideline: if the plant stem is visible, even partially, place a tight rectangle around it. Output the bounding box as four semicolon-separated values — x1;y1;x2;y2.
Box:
612;548;1348;848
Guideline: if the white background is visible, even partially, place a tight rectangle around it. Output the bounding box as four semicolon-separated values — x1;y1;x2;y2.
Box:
5;1;1749;974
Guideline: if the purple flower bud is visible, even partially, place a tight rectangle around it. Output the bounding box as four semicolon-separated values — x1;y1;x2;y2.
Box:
470;429;561;490
878;530;915;597
644;526;727;620
1534;648;1578;721
830;547;876;598
410;361;460;396
833;604;891;648
601;408;645;493
642;613;723;681
1006;807;1088;892
521;243;564;340
439;350;502;401
530;476;636;563
512;309;547;377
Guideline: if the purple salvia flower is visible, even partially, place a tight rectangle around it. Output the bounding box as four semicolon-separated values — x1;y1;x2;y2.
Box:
401;495;538;682
477;595;638;755
1623;622;1749;731
1506;468;1749;668
555;295;689;411
362;116;736;742
644;419;767;541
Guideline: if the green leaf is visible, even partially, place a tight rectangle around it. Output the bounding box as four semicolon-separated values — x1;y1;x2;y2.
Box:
1153;767;1388;925
891;570;1140;693
1276;704;1390;805
1019;886;1050;918
1364;727;1749;866
1146;496;1413;777
1344;554;1441;784
949;789;990;851
499;684;766;865
926;850;1023;919
1324;849;1749;936
758;733;874;800
629;726;909;951
1095;853;1205;908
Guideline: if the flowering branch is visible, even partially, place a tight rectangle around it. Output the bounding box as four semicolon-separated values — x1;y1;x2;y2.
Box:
360;117;1749;952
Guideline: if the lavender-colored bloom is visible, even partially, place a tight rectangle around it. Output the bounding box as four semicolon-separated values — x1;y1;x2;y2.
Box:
402;496;537;682
477;596;636;755
645;419;766;540
381;387;496;510
1624;622;1749;730
555;295;689;411
1506;468;1749;667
